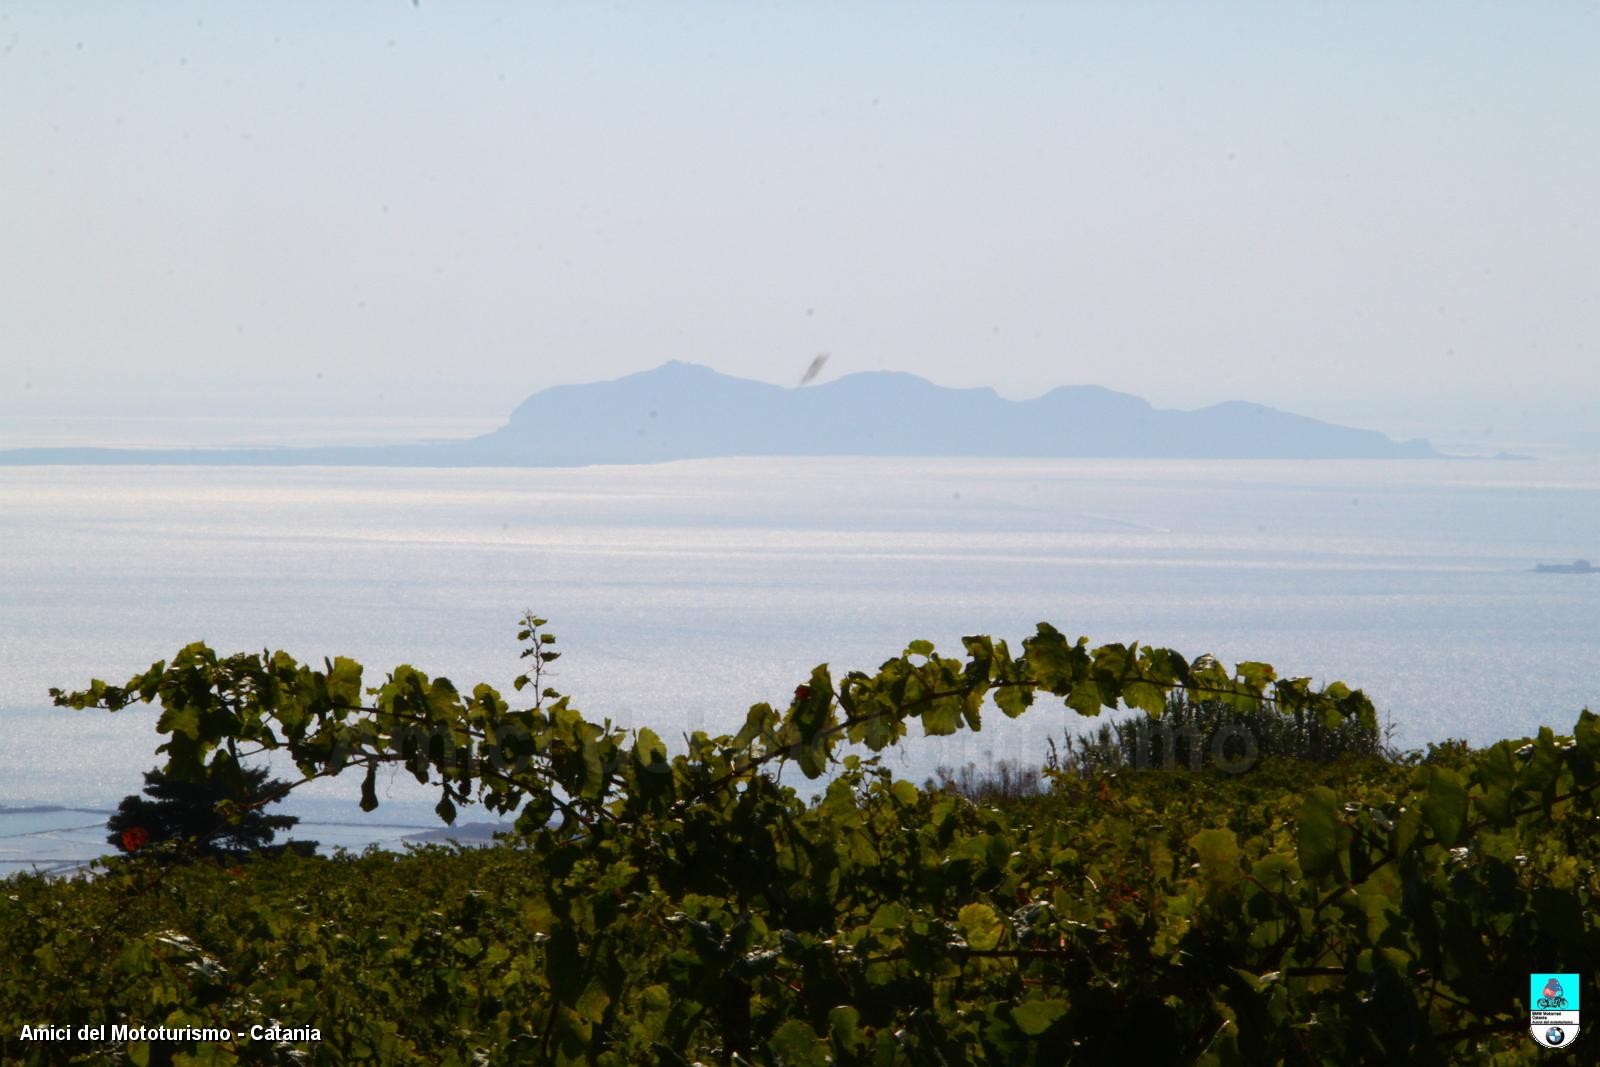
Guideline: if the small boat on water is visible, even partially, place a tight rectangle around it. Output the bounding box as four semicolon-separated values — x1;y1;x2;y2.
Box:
1534;559;1596;574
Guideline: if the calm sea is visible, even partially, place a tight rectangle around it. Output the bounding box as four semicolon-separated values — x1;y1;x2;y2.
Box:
3;447;1596;874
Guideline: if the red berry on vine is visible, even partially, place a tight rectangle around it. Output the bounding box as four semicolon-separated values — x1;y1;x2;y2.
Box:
794;685;811;703
121;826;150;852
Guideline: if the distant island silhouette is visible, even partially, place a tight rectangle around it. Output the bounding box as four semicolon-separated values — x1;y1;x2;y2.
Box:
0;362;1440;466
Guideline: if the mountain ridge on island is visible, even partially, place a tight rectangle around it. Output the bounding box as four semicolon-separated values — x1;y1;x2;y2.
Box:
0;361;1440;466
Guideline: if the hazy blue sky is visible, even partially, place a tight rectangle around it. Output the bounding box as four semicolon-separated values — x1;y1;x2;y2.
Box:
3;3;1597;453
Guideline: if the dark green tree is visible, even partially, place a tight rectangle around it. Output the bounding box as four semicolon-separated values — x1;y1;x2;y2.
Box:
106;764;305;857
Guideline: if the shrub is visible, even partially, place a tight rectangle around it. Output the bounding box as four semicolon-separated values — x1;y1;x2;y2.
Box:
1050;690;1390;776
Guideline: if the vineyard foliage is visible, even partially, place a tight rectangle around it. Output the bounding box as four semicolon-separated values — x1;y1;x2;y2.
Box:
1;616;1595;1064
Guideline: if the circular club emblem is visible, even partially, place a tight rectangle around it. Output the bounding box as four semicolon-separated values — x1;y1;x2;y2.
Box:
1530;973;1580;1049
